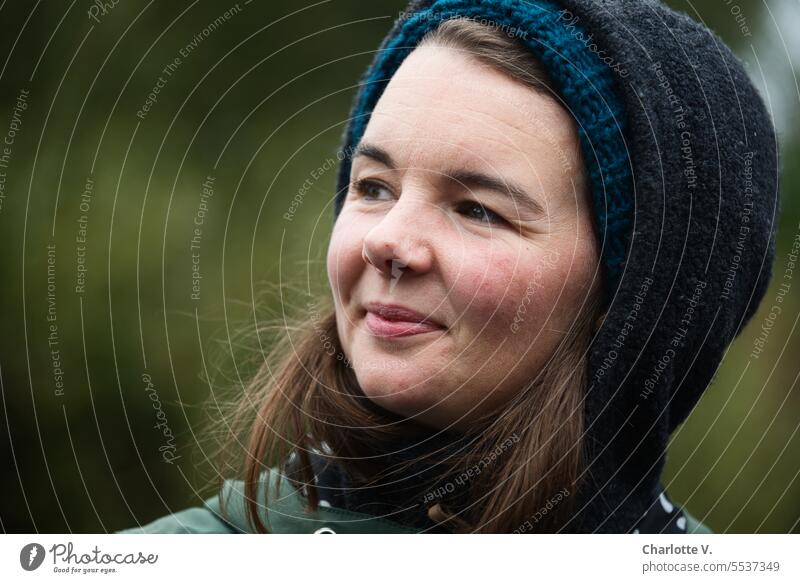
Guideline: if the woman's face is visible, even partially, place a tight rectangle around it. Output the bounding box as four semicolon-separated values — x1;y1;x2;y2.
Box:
327;45;600;432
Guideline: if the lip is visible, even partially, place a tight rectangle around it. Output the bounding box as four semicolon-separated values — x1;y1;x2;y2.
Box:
363;302;445;338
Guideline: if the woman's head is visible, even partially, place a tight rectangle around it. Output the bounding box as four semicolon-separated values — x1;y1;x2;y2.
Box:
225;17;606;534
328;18;602;431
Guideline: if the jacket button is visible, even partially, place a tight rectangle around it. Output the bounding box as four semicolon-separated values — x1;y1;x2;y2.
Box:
313;526;336;534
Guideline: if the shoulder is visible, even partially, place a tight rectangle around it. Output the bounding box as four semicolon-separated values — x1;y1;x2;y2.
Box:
118;469;419;534
682;509;713;534
116;494;242;534
633;491;714;534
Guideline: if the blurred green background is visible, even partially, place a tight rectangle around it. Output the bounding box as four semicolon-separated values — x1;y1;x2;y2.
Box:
0;0;797;533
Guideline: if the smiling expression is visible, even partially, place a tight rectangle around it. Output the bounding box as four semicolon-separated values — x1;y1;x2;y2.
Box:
327;45;600;432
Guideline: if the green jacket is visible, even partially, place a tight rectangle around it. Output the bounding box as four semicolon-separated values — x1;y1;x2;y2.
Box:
119;470;712;534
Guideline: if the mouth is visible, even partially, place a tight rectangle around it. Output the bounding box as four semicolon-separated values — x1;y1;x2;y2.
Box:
363;301;446;338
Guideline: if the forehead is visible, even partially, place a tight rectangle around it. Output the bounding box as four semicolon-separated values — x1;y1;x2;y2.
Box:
360;45;577;173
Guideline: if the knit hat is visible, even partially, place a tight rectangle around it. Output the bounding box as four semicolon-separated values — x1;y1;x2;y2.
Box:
329;0;780;532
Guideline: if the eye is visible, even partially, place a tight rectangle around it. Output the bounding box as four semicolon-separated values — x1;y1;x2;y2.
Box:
350;178;393;201
457;200;507;226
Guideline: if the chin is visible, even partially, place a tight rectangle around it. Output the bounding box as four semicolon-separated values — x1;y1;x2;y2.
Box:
356;368;446;420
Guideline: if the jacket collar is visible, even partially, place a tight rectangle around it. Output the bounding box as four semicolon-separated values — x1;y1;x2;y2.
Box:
213;458;698;534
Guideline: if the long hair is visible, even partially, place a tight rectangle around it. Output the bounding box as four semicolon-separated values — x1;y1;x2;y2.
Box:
214;18;608;533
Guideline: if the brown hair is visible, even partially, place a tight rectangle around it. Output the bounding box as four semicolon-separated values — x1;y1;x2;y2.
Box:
420;17;557;93
214;18;606;534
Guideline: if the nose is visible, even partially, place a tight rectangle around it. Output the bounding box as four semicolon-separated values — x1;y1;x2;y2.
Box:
361;198;435;279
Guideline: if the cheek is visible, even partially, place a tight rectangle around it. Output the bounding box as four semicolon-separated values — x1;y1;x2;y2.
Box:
512;246;596;331
455;247;573;333
453;251;532;329
327;215;365;298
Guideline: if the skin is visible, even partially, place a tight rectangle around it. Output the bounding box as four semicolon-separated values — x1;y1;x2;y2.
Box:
327;45;600;432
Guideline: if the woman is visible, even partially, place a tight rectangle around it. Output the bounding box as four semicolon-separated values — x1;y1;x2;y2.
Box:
122;0;778;534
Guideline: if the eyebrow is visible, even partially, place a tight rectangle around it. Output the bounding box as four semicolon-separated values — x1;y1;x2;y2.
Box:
352;142;545;217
